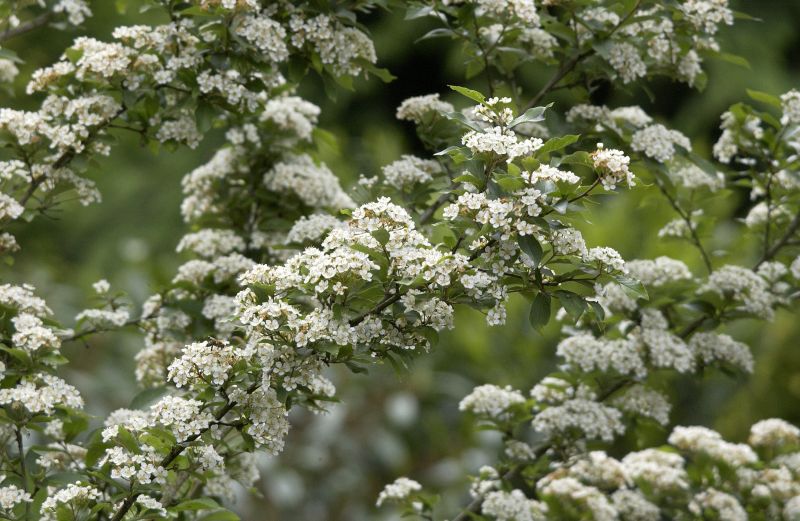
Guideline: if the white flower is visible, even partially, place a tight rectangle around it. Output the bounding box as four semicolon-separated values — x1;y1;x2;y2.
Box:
234;14;288;62
482;489;547;521
627;257;693;287
459;384;526;420
54;0;92;26
611;385;671;425
749;419;800;449
260;96;320;142
168;340;242;388
609;42;647;84
591;144;634;189
396;93;454;123
689;332;753;373
781;89;800;125
382;155;441;189
622;449;689;493
557;334;646;378
631;124;691;163
75;308;130;328
92;279;111;294
611;489;660;521
689;489;746;521
669;425;757;466
532;399;625;442
376;477;422;507
12;313;61;352
700;264;775;319
265;154;355;210
585;246;627;273
0;485;32;510
40;484;101;521
537;477;617;521
150;395;213;441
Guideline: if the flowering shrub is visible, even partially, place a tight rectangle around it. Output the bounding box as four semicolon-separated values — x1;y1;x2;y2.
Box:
1;0;799;520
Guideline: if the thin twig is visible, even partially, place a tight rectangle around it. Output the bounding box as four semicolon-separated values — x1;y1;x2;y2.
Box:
109;381;261;521
523;0;642;110
419;185;459;224
655;181;713;274
0;13;51;43
451;379;632;520
15;428;29;518
755;209;800;269
63;317;142;344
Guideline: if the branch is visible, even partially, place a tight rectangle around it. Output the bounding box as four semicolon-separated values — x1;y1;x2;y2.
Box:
655;181;713;274
109;381;261;521
0;13;51;43
523;0;642;110
419;186;458;225
755;208;800;269
452;466;524;521
451;379;632;520
349;291;402;326
524;50;590;110
63;317;142;344
15;428;30;518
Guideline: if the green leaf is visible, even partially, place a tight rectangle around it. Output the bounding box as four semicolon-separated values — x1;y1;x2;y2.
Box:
405;5;434;19
518;235;543;266
529;292;551;331
195;101;217;133
419;326;439;347
371;229;390;246
313;128;339;154
588;300;605;322
363;63;396;83
172;498;222;512
494;176;525;192
115;427;141;454
537;135;580;156
448;85;485;104
746;89;782;109
442;111;484;132
129;386;168;410
452;173;482;187
557;151;592;167
416;27;456;43
84;434;108;468
508;106;549;128
614;275;649;300
200;511;241;521
712;51;751;69
554;290;587;319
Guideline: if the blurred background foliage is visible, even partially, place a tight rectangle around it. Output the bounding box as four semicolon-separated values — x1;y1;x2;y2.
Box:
2;1;800;519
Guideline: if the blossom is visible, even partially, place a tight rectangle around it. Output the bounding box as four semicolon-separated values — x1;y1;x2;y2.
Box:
376;477;422;507
591;144;634;189
689;332;753;373
609;42;647;84
669;425;757;466
40;484;101;521
459;384;526;420
396;94;454;123
532;399;625;442
168;340;242;388
749;419;800;450
382;155;441;189
631;124;691;163
781;89;800;125
0;485;32;511
482;489;548;521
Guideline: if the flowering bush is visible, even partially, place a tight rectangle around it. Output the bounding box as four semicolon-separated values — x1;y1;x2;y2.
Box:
1;0;799;520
